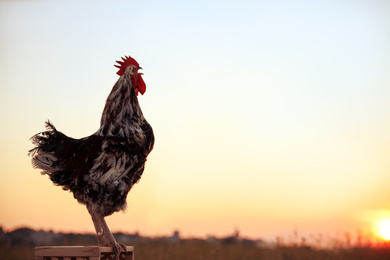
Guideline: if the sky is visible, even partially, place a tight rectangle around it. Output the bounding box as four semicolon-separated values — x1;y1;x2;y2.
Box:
0;0;390;242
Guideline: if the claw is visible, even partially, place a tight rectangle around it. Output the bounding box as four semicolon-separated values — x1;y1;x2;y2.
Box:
118;242;127;252
114;244;121;260
112;242;127;260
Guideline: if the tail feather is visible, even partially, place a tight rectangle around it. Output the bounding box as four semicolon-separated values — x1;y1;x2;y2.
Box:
29;120;102;189
29;121;62;175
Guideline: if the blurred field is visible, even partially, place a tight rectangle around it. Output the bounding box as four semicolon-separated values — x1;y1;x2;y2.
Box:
1;230;390;260
133;239;390;260
2;241;390;260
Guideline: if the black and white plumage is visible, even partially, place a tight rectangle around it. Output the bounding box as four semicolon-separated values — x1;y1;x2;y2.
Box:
29;56;154;256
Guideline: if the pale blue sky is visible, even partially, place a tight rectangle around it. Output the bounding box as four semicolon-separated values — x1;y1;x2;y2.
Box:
1;0;390;239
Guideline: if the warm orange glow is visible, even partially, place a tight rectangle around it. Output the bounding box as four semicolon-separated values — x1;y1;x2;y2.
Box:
1;0;390;243
378;219;390;240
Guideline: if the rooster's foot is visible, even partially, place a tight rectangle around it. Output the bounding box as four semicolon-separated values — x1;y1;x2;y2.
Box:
118;242;127;252
104;242;126;260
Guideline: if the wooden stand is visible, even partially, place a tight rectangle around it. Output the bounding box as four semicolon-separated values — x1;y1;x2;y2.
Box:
34;246;134;260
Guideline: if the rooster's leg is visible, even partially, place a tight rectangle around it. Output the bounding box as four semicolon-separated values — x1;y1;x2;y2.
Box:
98;213;128;252
88;209;126;260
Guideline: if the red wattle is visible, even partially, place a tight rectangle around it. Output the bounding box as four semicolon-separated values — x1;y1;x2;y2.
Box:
138;75;146;95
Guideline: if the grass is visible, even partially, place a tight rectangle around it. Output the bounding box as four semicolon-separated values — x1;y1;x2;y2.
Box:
130;239;390;260
2;238;390;260
0;245;34;260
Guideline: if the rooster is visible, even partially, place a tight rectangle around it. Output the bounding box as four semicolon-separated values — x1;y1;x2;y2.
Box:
29;56;154;258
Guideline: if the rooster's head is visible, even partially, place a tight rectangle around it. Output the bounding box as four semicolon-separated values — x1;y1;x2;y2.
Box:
115;56;146;95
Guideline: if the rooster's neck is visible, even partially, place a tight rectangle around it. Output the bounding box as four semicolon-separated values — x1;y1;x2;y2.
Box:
98;74;144;137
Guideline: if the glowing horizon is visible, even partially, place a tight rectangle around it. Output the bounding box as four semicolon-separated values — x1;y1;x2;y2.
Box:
1;0;390;243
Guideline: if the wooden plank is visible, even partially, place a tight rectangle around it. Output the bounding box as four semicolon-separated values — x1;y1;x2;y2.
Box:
35;246;100;257
34;246;134;259
100;246;134;260
99;246;134;253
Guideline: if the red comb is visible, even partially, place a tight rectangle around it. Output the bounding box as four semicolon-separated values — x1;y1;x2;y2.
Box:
114;56;140;76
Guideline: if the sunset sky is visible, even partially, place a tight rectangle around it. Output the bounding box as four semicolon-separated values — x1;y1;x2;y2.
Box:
1;0;390;242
